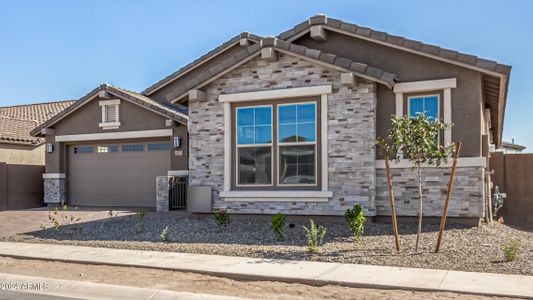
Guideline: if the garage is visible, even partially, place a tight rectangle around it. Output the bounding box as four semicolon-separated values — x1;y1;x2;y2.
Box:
68;140;171;207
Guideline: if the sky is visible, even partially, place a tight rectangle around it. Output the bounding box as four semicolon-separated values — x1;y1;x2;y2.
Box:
0;0;531;151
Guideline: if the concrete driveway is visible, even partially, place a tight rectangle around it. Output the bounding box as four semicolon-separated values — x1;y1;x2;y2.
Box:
0;207;135;238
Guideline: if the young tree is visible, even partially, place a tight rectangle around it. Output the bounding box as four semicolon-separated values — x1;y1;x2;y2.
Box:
381;113;454;252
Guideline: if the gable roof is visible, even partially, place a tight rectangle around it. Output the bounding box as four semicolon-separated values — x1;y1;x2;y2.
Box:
278;14;511;76
168;37;397;103
31;84;188;137
142;32;263;96
278;14;511;148
0;100;75;145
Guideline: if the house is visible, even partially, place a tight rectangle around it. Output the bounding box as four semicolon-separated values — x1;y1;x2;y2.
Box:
1;101;74;165
496;140;526;154
32;15;511;221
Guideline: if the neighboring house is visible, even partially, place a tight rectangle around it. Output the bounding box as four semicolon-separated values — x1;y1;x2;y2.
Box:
496;140;526;154
32;15;511;221
0;101;74;165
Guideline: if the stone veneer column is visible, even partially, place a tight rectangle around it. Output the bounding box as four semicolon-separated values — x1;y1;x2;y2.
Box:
156;176;170;212
43;177;66;204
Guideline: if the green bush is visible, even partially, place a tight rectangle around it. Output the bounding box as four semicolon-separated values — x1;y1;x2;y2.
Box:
160;226;169;242
503;238;520;261
344;204;366;241
271;213;287;241
303;219;327;253
214;208;230;228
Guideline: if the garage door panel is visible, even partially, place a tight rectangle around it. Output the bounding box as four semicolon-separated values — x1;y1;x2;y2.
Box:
68;141;170;207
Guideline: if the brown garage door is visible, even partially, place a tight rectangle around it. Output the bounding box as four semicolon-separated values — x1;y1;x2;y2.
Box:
68;141;170;207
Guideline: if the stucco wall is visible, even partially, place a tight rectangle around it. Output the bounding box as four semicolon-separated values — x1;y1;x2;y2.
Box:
189;53;378;216
297;32;484;157
0;143;45;165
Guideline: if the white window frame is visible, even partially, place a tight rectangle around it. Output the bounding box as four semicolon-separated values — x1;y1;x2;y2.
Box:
219;85;332;202
99;99;121;129
277;102;318;187
394;78;455;146
235;105;274;187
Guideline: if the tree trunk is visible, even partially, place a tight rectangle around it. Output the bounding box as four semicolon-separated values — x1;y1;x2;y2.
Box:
415;165;423;252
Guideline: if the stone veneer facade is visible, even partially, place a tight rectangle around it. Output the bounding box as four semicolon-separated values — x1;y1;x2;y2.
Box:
44;178;65;204
189;53;377;216
188;53;485;218
375;166;485;217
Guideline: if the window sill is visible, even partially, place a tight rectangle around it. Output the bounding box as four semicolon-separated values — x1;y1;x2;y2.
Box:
219;190;332;202
99;122;121;130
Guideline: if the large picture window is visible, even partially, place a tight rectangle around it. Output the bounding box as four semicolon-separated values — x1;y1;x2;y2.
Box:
234;101;318;188
236;106;273;185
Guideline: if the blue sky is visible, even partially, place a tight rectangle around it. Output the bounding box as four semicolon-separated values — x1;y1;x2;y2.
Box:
0;0;531;150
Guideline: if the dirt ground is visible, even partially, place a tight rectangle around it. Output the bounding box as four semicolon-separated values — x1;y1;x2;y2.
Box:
0;256;516;300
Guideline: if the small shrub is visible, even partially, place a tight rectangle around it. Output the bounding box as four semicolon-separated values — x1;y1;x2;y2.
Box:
43;205;81;232
160;226;169;242
503;238;520;262
135;211;145;219
344;204;366;241
271;213;287;241
134;211;145;233
303;219;327;253
214;208;230;228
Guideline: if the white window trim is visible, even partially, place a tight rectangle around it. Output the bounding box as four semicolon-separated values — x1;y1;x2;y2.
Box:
220;190;332;202
277;102;318;187
99;99;121;129
55;129;172;142
394;79;455;146
219;85;331;199
235;105;274;187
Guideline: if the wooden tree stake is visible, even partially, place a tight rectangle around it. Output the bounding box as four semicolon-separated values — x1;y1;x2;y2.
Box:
384;148;401;252
435;141;462;253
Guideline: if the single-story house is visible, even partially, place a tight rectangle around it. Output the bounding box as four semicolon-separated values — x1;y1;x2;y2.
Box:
1;101;74;165
32;15;511;221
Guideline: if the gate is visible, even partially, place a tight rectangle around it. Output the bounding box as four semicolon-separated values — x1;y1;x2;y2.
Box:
169;176;187;210
490;152;533;227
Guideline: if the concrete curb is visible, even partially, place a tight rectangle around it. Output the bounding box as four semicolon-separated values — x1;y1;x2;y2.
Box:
0;242;532;299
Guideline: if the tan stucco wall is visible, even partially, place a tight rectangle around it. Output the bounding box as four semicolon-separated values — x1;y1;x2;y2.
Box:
44;96;187;173
0;143;45;165
296;32;484;157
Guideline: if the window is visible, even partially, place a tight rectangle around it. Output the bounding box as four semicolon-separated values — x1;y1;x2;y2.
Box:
409;95;439;120
236;106;272;185
97;145;118;153
74;146;93;154
234;102;318;188
278;103;316;185
99;99;120;129
122;144;144;152
103;105;118;123
147;143;171;151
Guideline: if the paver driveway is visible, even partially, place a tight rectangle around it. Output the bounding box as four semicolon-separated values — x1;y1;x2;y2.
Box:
0;207;135;238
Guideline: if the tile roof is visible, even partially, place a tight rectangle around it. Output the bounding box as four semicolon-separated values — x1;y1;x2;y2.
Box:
31;84;188;137
278;14;512;75
143;32;263;95
0;100;75;145
169;37;398;101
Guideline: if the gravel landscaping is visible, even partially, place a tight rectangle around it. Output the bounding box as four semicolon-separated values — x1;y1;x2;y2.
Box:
2;212;532;276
